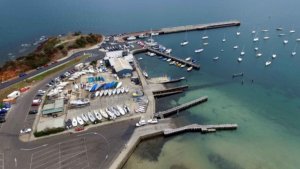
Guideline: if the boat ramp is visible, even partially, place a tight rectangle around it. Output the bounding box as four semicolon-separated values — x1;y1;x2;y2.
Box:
153;85;188;98
154;96;208;118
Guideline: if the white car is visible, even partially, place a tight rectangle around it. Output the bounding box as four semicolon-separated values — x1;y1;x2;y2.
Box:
20;128;32;134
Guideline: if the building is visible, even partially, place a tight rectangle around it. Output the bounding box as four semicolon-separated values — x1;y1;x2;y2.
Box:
42;99;64;116
109;58;133;77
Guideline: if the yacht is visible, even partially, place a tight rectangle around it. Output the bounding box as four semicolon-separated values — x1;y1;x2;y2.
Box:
143;71;149;78
81;114;89;123
253;33;259;42
99;109;109;119
72;118;78;127
256;53;262;57
94;110;102;121
263;36;270;40
194;49;204;53
233;45;239;49
237;57;243;62
202;36;209;40
187;67;193;71
180;41;189;46
88;112;96;122
151;32;159;36
144;38;157;46
76;116;84;125
165;49;172;54
290;30;296;33
213;57;219;61
283;40;288;44
265;61;272;66
272;54;277;59
167;58;171;62
185;57;191;61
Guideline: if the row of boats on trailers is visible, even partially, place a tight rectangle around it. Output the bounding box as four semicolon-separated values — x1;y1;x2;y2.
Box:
68;105;131;128
94;87;129;97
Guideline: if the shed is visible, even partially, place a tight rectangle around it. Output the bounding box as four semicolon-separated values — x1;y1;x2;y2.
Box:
109;58;133;77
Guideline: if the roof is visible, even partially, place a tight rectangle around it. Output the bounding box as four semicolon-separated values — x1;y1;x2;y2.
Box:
42;99;64;115
109;58;133;72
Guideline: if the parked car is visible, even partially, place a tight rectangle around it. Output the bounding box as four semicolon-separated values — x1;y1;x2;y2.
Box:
29;110;38;114
20;128;32;134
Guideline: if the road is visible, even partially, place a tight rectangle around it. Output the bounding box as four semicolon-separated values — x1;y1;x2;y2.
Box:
0;47;102;90
0;47;137;169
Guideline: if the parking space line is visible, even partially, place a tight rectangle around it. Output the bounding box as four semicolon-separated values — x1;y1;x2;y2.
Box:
31;152;59;166
60;151;88;169
31;157;60;169
32;144;58;156
32;147;59;159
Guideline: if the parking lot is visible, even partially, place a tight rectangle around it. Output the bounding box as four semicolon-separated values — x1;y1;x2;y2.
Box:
29;136;107;169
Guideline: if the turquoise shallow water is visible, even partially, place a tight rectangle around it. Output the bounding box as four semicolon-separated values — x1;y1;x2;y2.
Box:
1;0;300;168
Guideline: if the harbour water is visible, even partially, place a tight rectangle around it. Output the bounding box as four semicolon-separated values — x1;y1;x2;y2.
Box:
1;0;300;168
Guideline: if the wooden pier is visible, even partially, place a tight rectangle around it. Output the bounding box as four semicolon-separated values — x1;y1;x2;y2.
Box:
164;123;238;136
154;96;208;118
148;48;200;69
118;20;241;41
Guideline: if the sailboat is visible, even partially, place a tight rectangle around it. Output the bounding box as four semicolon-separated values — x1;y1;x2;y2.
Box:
265;61;272;66
292;45;297;56
180;30;189;46
272;54;277;59
213;57;219;61
195;48;204;53
253;33;259;42
233;45;239;49
240;47;245;56
222;34;226;42
237;57;243;62
236;32;241;36
256;53;262;57
283;40;288;44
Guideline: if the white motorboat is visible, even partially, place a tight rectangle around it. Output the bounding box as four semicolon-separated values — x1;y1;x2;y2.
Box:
136;120;147;127
165;49;172;54
81;114;89;123
290;30;296;33
265;61;272;66
180;41;189;46
72;118;78;127
254;47;259;51
213;57;219;61
261;29;269;32
194;49;204;53
203;42;209;46
292;52;296;56
108;90;112;96
272;54;277;59
147;118;158;124
185;57;191;61
187;67;193;72
151;32;159;36
240;51;245;56
138;57;143;60
95;91;100;97
112;89;116;95
202;36;209;40
256;53;262;57
144;38;157;46
181;64;186;68
88;112;96;122
167;58;171;62
138;34;148;39
94;110;102;121
99;109;109;119
283;40;288;44
252;30;256;34
236;32;241;36
76;116;84;125
233;45;239;49
117;106;126;115
100;90;104;97
237;57;243;62
121;87;125;93
263;36;270;40
146;52;156;56
222;37;226;42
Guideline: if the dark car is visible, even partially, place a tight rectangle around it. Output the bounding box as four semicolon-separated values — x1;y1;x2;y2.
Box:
0;117;6;123
29;110;38;114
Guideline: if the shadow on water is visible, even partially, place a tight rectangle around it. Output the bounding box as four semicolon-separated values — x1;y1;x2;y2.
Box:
208;153;243;169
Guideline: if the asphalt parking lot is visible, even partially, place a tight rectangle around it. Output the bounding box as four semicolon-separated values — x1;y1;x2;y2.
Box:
0;153;4;169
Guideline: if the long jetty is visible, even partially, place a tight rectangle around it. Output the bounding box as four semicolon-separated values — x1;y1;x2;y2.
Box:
153;85;188;98
164;124;238;135
148;48;200;69
108;120;238;169
154;96;208;118
118;20;240;41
